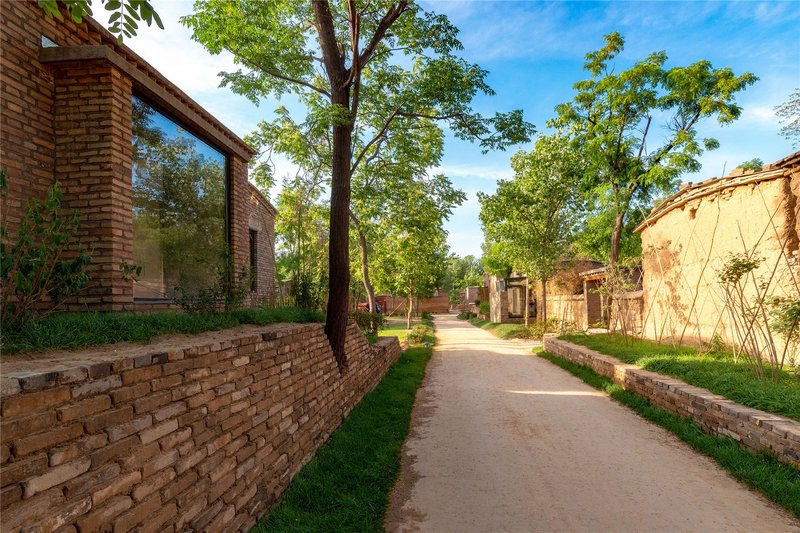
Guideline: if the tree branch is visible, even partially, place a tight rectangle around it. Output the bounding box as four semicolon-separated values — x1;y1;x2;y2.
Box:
352;107;400;172
358;1;409;67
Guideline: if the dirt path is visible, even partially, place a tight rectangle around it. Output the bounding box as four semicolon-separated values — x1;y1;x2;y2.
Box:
385;314;799;533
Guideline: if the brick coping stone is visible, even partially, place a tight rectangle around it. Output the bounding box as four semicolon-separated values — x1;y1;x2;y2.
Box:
0;322;397;397
543;337;800;468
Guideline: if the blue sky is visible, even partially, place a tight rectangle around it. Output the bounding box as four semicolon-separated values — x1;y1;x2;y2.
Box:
108;1;799;257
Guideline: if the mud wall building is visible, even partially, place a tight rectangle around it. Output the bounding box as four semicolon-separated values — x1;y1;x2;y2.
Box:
1;0;276;309
636;151;799;358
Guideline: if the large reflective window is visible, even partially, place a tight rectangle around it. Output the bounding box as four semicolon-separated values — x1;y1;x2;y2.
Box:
131;96;228;299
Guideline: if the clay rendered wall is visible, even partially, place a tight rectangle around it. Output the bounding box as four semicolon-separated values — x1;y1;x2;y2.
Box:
0;323;401;532
382;295;450;316
639;171;799;359
547;295;587;329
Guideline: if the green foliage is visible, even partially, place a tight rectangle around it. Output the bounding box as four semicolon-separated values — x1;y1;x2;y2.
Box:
560;333;800;420
540;351;800;518
420;311;433;320
775;88;800;148
736;158;764;171
478;301;490;315
173;263;251;314
37;0;163;40
349;310;385;336
479;134;581;286
406;323;435;345
2;306;324;354
768;296;800;366
255;345;433;532
552;32;757;263
439;254;484;303
291;271;328;311
1;175;92;330
457;311;477;320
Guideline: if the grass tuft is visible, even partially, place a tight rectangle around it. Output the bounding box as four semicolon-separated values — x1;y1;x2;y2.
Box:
540;351;800;518
2;307;324;354
560;333;800;421
254;344;434;532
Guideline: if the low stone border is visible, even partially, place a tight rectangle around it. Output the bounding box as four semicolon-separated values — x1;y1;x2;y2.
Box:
543;338;800;468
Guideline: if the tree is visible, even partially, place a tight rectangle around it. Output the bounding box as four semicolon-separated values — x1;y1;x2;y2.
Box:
38;0;162;40
775;89;800;148
440;254;484;303
372;179;453;329
552;32;757;265
479;134;581;325
737;158;764;171
184;0;534;360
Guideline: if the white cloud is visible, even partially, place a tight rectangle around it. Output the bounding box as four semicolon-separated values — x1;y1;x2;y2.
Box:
435;164;511;181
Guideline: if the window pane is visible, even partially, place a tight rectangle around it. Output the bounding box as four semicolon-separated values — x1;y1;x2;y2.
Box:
131;96;227;299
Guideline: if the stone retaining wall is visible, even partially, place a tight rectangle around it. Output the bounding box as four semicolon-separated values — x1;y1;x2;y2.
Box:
543;338;800;468
0;322;402;531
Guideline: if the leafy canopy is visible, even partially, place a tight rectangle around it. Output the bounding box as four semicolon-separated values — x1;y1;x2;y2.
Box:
552;32;757;263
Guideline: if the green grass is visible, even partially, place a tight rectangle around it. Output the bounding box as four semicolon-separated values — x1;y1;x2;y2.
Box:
378;317;435;345
1;307;324;354
254;344;434;532
539;351;800;518
561;333;800;421
467;317;530;340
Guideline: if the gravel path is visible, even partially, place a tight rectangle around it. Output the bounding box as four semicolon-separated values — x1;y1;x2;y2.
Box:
385;314;799;533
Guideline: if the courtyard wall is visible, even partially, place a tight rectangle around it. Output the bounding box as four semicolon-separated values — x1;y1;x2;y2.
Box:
0;323;401;531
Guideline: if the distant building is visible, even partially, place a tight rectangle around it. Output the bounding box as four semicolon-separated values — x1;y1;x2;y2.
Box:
1;0;276;310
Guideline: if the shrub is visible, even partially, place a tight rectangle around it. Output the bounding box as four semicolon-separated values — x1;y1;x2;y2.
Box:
174;262;251;314
457;311;476;320
421;311;433;320
291;272;327;311
478;301;490;315
527;318;577;339
1;174;91;330
406;323;433;345
349;310;385;336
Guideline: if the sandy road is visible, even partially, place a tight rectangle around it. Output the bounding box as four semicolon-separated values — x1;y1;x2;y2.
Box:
385;314;799;533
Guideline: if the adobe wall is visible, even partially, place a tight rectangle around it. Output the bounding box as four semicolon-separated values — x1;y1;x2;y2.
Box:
382;295;450;316
547;295;587;329
544;338;800;467
639;171;799;362
0;323;402;532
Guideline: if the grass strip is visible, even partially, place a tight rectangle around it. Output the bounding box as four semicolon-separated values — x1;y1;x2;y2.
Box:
539;351;800;518
2;307;324;354
560;333;800;421
467;317;529;340
254;343;434;532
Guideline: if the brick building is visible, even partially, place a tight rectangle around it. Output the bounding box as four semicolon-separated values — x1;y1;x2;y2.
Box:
1;0;276;310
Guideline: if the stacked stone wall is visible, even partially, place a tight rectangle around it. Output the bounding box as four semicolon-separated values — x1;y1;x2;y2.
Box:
0;323;401;531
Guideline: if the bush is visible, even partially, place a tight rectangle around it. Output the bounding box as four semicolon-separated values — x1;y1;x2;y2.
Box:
421;311;433;320
1;175;91;330
349;310;385;336
174;262;251;314
291;272;327;311
457;311;476;320
527;318;577;339
478;301;490;315
406;323;434;345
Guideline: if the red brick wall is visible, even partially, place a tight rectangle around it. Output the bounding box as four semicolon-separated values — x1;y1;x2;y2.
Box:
1;0;275;309
0;323;402;531
247;184;277;304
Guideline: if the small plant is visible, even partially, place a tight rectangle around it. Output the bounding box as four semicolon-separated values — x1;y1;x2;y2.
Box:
349;309;385;336
406;323;434;345
478;301;490;315
120;261;142;281
421;311;433;320
457;311;476;320
768;296;800;367
1;173;92;330
174;261;251;314
291;272;327;311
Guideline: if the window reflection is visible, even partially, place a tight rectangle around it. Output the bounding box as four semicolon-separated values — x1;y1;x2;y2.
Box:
131;96;227;299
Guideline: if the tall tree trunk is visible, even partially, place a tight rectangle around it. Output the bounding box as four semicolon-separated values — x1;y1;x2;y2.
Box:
324;89;353;366
406;294;413;330
358;229;377;313
524;275;529;327
541;278;548;323
609;210;626;266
